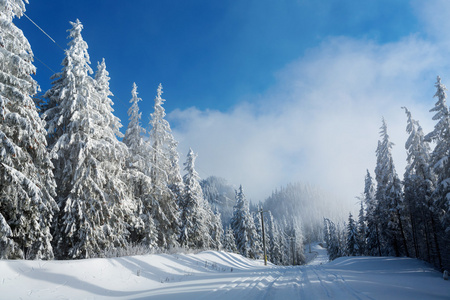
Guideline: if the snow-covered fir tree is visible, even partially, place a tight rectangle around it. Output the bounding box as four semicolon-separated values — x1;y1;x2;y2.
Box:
148;84;180;249
323;218;330;247
260;211;272;262
166;128;184;210
324;218;340;261
385;169;409;257
402;107;440;262
94;58;123;139
210;209;224;250
346;213;359;256
252;207;264;259
123;83;147;171
93;59;139;249
324;218;347;261
424;76;450;269
122;83;157;248
230;185;260;259
278;229;289;265
284;218;305;265
0;0;58;259
338;222;347;257
375;119;408;257
222;226;238;253
42;20;132;259
357;199;366;256
266;211;281;265
202;188;219;250
364;170;381;256
178;148;211;249
0;214;13;258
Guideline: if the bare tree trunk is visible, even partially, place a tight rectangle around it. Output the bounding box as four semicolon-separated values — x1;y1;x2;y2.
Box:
431;216;442;270
397;209;410;257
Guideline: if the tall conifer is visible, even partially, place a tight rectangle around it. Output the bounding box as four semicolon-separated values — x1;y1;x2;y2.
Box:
179;148;212;249
230;185;260;259
375;119;408;257
424;76;450;268
148;84;180;249
43;20;131;258
0;0;58;259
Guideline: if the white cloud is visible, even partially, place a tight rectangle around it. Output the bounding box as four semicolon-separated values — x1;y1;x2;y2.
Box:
169;5;450;213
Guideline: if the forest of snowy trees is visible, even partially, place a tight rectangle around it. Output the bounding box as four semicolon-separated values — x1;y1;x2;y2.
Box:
0;0;309;265
2;0;450;272
324;78;450;271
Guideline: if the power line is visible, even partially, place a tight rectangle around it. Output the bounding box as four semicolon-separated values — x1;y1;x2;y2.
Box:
22;12;65;52
33;56;57;74
11;0;65;51
258;208;269;266
19;9;130;112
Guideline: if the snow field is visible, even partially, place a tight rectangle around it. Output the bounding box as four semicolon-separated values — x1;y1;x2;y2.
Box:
1;247;449;299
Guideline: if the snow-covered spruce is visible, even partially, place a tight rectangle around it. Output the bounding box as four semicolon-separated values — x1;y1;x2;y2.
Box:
346;212;359;256
403;107;441;266
178;148;213;249
122;83;157;248
324;218;346;261
148;84;182;249
210;208;224;250
42;20;132;259
230;185;261;259
265;211;282;265
222;225;238;253
93;58;140;253
424;76;450;269
123;83;147;172
0;0;58;259
363;170;381;256
253;205;264;259
284;218;305;265
356;200;366;256
374;118;408;257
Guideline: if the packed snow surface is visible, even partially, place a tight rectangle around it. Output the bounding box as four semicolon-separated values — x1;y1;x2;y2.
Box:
1;244;449;299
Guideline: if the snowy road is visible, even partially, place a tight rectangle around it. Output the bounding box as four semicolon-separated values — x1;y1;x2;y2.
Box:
128;245;448;300
1;244;449;299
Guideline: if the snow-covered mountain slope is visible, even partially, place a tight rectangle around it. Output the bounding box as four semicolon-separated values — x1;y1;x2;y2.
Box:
1;247;449;299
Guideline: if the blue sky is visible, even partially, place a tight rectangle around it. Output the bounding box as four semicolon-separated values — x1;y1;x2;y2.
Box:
18;0;418;115
15;0;450;208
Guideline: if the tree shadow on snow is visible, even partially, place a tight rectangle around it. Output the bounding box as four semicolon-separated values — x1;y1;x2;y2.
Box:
15;261;152;298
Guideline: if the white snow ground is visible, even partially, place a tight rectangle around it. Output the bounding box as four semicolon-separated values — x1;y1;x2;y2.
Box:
1;244;449;299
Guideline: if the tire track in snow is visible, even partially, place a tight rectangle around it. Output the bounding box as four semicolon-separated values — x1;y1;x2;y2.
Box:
311;266;333;298
199;271;271;300
309;265;375;300
319;267;375;300
259;268;290;300
274;267;303;299
299;264;311;299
